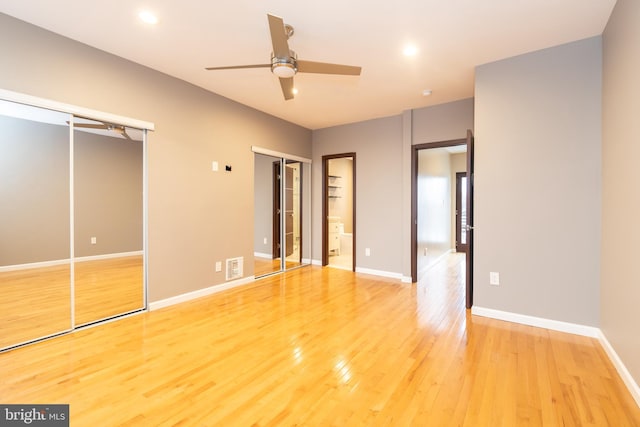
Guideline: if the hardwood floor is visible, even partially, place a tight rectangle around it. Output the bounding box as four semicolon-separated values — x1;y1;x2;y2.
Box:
1;253;639;425
0;256;144;349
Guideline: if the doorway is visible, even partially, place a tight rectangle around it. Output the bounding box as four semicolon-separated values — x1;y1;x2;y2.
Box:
411;131;474;308
322;153;356;271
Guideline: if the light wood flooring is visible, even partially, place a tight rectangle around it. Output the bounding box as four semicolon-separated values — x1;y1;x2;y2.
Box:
1;253;639;425
0;256;143;349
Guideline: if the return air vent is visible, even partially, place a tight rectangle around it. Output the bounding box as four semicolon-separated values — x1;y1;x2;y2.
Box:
226;257;243;281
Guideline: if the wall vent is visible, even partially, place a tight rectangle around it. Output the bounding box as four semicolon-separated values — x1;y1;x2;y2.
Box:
225;257;243;281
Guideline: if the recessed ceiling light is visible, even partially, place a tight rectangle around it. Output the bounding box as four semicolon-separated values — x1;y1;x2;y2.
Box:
422;89;432;96
292;88;299;95
139;10;158;25
403;45;418;56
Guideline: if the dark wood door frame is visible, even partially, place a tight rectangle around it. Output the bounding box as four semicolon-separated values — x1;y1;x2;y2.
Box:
465;130;475;309
322;153;356;271
411;134;474;308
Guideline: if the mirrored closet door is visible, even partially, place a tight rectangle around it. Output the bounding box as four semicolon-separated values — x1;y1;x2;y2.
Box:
0;101;72;349
253;149;311;278
0;97;148;351
73;117;145;326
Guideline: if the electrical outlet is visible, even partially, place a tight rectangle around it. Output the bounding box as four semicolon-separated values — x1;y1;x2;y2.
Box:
490;272;500;286
424;247;428;256
215;261;222;272
90;237;97;245
263;237;267;245
365;248;371;256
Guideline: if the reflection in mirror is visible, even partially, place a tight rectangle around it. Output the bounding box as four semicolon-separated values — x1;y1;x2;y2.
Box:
254;154;282;277
284;161;302;269
0;100;71;349
73;117;144;326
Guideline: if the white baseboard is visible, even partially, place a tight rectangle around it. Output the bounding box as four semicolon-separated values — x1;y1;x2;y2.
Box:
0;259;70;272
0;251;144;272
355;267;404;281
312;259;322;266
75;251;143;262
149;276;255;311
471;306;599;337
597;330;640;407
401;276;413;283
253;252;272;259
472;306;640;408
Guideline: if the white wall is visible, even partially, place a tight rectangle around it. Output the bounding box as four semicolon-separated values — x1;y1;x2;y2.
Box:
474;37;602;326
601;0;640;387
417;149;452;271
449;153;467;249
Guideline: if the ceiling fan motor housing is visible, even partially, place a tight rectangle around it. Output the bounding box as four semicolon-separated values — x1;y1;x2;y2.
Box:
271;52;297;78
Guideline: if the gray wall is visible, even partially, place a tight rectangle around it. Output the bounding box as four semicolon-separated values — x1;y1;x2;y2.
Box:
602;0;640;387
412;99;474;144
253;154;276;257
74;130;143;257
0;13;312;302
474;37;602;326
0;116;69;265
312;116;404;274
0;114;143;264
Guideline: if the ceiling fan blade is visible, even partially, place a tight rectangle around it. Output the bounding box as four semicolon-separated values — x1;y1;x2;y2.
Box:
268;14;290;58
279;77;295;100
205;64;271;71
297;60;362;76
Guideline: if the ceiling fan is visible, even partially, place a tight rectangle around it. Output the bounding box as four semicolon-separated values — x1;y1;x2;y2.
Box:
70;121;132;140
205;14;362;100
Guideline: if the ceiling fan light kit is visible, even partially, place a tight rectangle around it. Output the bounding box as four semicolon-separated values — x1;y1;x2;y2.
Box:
206;13;361;100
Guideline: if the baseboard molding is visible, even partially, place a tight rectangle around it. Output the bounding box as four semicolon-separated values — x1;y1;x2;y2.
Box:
75;251;143;262
472;306;640;408
597;330;640;407
149;276;255;311
311;259;322;266
0;259;70;272
253;252;272;259
0;251;144;272
471;306;599;337
355;267;404;281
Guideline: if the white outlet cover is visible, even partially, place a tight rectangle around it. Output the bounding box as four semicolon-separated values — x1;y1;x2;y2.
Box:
212;161;219;172
365;248;371;256
215;261;222;272
490;272;500;286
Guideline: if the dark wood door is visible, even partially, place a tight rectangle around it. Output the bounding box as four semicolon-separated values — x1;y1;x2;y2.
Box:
465;130;475;309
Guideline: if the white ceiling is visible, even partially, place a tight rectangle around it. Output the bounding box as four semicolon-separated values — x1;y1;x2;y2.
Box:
0;1;616;130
